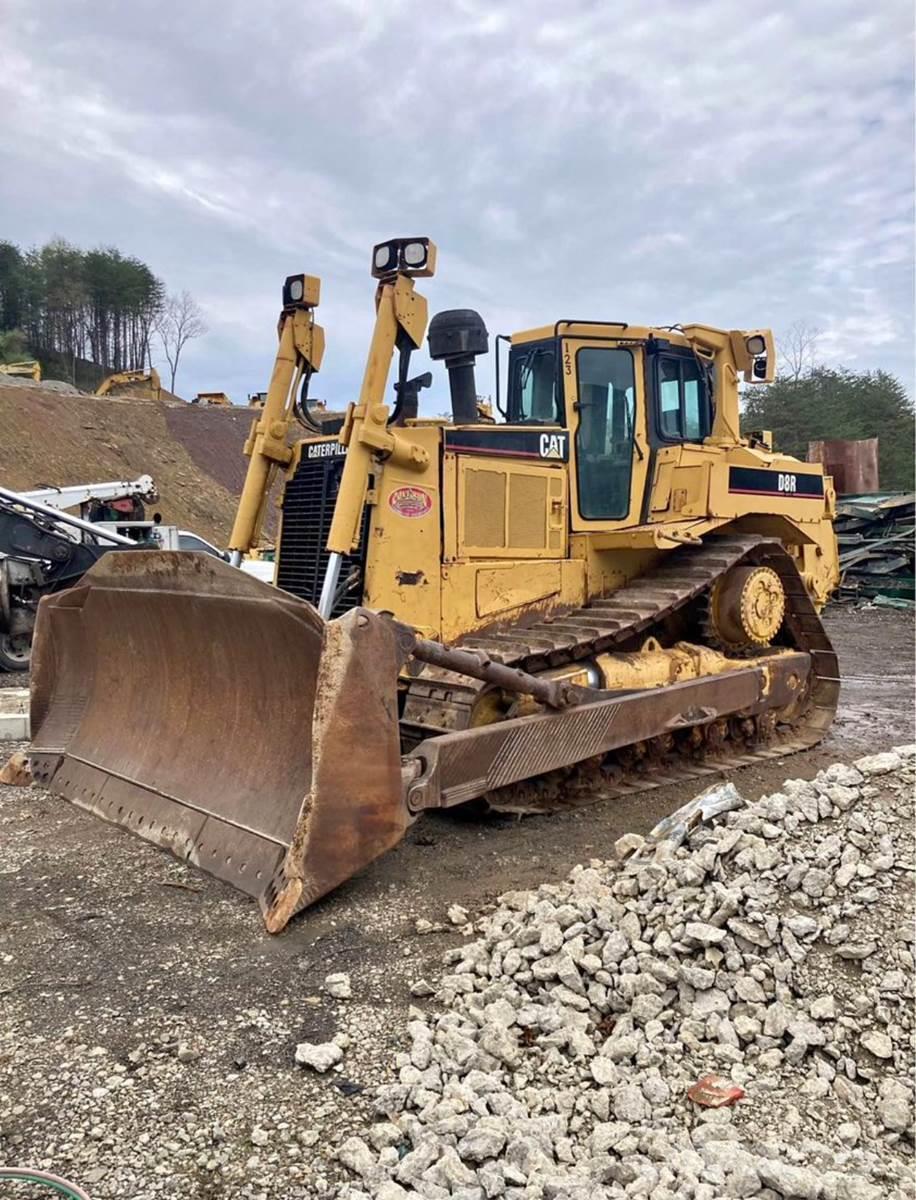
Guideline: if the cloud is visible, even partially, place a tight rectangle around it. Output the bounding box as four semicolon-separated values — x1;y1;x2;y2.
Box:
0;0;911;408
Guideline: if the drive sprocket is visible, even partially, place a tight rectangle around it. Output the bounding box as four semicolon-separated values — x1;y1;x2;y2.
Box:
706;563;786;651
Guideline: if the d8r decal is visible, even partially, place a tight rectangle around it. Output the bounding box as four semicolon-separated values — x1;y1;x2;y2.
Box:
728;466;824;499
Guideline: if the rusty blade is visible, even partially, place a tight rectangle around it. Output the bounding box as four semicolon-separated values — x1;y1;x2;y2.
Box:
262;608;413;931
29;552;412;930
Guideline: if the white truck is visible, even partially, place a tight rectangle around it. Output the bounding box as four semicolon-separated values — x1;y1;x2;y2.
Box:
90;522;275;582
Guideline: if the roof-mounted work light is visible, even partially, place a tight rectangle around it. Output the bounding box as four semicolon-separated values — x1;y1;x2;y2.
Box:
282;274;321;309
371;237;437;279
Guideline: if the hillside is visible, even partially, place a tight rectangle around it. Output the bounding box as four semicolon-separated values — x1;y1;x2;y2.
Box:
0;384;258;545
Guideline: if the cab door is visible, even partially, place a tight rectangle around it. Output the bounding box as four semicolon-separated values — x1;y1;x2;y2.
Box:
563;339;650;531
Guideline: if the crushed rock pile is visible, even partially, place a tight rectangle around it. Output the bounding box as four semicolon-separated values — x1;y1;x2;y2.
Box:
337;747;915;1200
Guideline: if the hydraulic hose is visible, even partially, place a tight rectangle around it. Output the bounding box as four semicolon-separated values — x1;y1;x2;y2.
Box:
0;1167;92;1199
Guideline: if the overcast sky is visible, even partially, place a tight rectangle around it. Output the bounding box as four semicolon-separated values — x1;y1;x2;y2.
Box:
2;0;913;409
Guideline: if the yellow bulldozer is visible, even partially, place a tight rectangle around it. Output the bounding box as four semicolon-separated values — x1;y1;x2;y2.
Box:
29;239;840;932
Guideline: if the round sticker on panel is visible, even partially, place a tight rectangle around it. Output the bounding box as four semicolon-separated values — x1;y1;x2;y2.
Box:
388;486;432;518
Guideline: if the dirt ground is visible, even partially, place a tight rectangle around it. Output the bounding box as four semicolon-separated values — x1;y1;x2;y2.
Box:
0;386;254;546
0;606;912;1196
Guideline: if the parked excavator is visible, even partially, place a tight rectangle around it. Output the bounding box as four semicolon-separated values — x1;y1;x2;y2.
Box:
30;239;840;931
95;368;162;401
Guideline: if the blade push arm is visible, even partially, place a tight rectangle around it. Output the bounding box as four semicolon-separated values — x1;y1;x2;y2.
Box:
318;238;436;616
228;276;325;563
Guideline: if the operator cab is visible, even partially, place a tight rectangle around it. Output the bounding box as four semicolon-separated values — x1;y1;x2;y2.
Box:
500;326;714;525
504;329;713;442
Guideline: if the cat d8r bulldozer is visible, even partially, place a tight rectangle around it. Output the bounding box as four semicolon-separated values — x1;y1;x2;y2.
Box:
29;239;840;931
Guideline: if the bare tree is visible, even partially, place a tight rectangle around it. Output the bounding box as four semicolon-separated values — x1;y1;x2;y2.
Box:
778;319;822;382
156;291;207;394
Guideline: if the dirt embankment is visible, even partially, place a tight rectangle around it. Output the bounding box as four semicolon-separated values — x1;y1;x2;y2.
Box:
0;385;259;545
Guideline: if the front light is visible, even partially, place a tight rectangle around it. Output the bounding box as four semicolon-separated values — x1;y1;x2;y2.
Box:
282;273;320;308
373;243;397;274
746;334;767;356
374;245;394;271
371;237;436;279
402;241;427;268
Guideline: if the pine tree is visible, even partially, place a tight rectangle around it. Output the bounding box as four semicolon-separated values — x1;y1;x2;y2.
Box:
743;367;915;491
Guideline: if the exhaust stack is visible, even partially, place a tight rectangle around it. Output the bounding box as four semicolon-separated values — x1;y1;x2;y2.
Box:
428;309;488;424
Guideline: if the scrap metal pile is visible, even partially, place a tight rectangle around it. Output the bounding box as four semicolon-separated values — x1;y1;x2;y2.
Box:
835;493;915;605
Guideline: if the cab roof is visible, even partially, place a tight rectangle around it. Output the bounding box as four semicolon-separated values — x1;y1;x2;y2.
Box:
510;322;696;348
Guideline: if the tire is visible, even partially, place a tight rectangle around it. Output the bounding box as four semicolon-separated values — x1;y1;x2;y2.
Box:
0;632;31;672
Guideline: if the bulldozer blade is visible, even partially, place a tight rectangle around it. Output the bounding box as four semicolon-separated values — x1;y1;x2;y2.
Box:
29;552;412;932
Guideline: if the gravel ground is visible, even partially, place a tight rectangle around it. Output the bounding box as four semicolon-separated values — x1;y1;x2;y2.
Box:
0;607;912;1198
339;745;915;1200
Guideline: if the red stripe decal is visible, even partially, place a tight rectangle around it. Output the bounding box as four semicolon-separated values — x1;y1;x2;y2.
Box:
449;445;541;459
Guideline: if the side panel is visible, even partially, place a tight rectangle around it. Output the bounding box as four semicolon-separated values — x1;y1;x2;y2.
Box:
717;462;827;508
646;445;836;525
647;445;717;519
476;561;562;617
569;535;662;601
361;427;442;638
454;457;567;560
438;428;583;640
440;559;586;643
644;442;840;606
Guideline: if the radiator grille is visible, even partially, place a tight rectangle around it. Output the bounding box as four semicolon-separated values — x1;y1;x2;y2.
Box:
276;449;367;617
462;468;506;549
508;473;547;548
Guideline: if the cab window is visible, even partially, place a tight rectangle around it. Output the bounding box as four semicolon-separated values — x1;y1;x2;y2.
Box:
507;342;560;423
575;347;636;520
657;356;710;442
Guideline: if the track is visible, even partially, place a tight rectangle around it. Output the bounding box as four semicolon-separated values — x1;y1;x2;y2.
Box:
401;534;840;809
